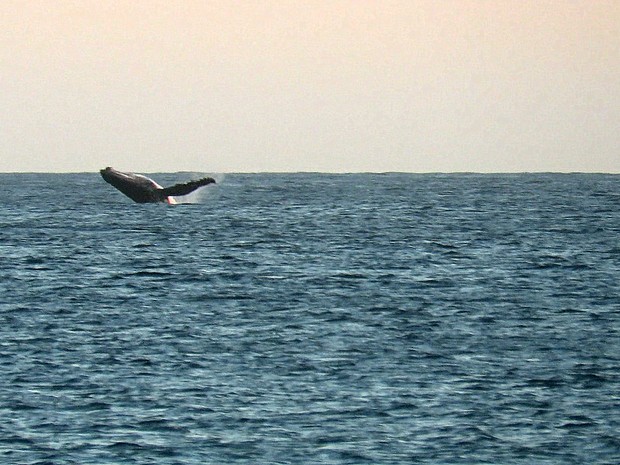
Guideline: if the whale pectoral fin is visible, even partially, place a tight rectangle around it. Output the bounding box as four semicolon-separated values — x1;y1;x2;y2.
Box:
160;177;216;197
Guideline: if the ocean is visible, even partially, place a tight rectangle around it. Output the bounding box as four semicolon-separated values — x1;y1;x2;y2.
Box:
1;172;618;464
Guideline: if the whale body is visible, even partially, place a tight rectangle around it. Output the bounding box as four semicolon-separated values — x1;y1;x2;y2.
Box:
100;167;216;204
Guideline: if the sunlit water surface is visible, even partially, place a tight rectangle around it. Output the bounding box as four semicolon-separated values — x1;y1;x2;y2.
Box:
1;173;618;464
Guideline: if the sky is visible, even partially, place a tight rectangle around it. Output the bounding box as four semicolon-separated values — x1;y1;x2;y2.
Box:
1;0;618;173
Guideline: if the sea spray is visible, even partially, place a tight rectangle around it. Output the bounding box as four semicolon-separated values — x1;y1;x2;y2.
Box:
172;172;224;204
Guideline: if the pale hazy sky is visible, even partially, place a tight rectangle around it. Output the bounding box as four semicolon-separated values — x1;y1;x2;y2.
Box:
1;0;618;173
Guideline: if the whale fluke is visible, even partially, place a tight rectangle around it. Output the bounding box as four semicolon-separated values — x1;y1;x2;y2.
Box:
100;167;216;204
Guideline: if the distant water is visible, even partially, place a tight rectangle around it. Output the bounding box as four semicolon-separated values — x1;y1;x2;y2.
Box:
1;173;618;464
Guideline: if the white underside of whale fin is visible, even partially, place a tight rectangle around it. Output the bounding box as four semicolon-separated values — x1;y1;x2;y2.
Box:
138;175;176;204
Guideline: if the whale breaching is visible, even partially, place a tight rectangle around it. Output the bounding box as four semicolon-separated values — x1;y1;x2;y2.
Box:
100;167;216;204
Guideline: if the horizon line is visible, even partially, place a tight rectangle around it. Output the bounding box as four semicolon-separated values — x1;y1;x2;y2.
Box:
1;170;619;175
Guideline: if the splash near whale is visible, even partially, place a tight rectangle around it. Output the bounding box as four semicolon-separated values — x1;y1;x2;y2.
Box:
100;167;216;204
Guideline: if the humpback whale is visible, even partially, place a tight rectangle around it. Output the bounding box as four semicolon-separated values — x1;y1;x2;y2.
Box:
100;167;216;204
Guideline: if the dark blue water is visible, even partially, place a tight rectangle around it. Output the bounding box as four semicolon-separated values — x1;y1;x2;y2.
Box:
1;173;618;464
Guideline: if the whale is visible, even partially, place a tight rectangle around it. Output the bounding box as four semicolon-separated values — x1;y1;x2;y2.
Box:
100;167;216;204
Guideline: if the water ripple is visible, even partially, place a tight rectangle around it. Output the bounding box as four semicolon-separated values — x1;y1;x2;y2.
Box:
0;173;618;464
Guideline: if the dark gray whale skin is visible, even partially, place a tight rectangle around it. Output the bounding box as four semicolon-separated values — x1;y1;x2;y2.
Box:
100;167;216;203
